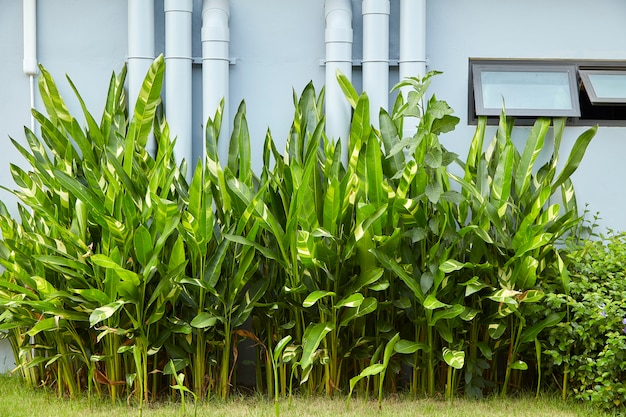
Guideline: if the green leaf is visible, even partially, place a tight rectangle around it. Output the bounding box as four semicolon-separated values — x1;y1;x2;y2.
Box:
190;312;218;329
432;304;465;325
133;225;152;267
89;300;126;327
488;322;507;339
424;294;449;310
520;312;565;344
514;118;549;198
273;335;293;364
335;293;364;309
510;360;528;371
125;54;165;174
394;339;429;354
299;322;335;374
443;347;465;369
302;290;336;308
552;125;597;190
337;69;359;109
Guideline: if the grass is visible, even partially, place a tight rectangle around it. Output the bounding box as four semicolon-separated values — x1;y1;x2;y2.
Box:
0;374;612;417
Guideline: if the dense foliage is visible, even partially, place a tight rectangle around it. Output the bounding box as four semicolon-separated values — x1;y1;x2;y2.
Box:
541;229;626;412
0;56;604;412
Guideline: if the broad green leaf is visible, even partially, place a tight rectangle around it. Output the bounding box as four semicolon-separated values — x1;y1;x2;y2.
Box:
335;293;364;309
125;54;164;174
443;347;465;369
487;289;520;305
439;259;469;273
520;312;566;344
512;256;538;289
424;294;449;310
89;300;126;327
27;317;63;336
488;322;507;339
477;341;493;360
510;360;528;371
552;125;597;190
394;339;429;354
273;335;293;364
336;70;359;109
460;276;491;297
514;118;549;198
133;225;152;267
303;290;336;308
190;312;218;329
432;304;465;325
299;322;335;373
348;363;385;393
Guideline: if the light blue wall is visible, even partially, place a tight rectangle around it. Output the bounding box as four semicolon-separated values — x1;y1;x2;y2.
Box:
0;0;625;371
426;0;626;233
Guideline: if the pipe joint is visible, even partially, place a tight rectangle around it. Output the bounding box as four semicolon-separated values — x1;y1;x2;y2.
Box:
362;0;390;15
202;25;230;42
165;0;193;13
325;27;353;43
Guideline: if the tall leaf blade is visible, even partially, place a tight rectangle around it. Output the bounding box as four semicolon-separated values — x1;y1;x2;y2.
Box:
124;55;165;174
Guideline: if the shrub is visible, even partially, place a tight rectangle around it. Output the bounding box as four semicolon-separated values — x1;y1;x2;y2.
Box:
543;231;626;411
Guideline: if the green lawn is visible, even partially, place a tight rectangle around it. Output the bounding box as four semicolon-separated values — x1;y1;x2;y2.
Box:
0;375;610;417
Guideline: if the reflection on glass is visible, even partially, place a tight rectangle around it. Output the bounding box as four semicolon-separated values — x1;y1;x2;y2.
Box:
587;73;626;99
480;71;573;111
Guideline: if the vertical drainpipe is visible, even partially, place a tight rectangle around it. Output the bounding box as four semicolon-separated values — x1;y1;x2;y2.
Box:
325;0;353;165
399;0;426;138
202;0;230;162
128;0;155;155
23;0;37;132
362;0;390;127
165;0;193;179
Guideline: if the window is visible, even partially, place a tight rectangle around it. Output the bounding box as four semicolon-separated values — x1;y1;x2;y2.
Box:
469;59;626;126
579;70;626;104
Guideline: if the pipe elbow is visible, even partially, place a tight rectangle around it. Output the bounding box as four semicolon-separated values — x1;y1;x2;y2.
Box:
202;0;230;42
325;0;352;43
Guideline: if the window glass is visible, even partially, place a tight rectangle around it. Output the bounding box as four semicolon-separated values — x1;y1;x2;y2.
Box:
481;71;573;111
472;64;579;117
580;70;626;103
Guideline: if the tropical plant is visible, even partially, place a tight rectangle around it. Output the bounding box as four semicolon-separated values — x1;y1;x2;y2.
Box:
0;56;602;412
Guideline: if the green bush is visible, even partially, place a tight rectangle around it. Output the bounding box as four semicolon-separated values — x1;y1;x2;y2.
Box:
0;56;601;409
543;231;626;411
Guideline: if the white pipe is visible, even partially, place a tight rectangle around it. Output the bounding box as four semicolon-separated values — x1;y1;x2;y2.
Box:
325;0;353;164
362;0;390;127
128;0;155;154
399;0;426;138
202;0;230;163
23;0;37;132
399;0;426;82
165;0;193;178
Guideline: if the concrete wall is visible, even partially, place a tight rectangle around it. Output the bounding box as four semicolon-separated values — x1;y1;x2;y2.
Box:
426;0;626;233
0;0;625;371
